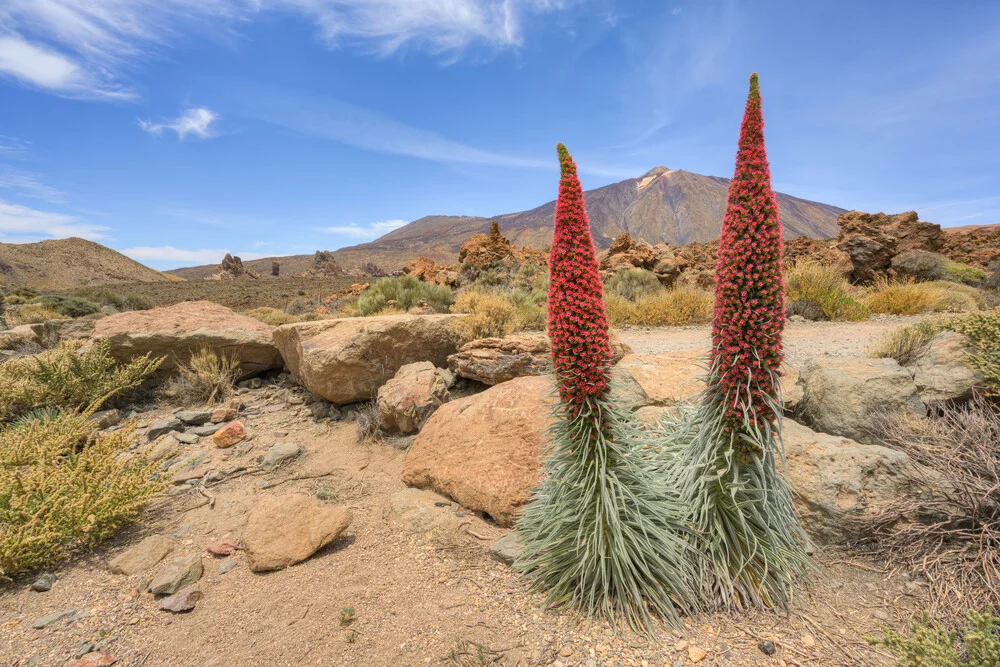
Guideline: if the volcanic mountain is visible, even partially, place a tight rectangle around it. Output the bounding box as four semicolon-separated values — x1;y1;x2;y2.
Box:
170;167;846;278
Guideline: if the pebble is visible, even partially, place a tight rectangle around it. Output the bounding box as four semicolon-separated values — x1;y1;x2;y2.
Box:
261;442;301;468
31;608;77;629
158;586;202;613
148;554;203;596
173;431;200;444
218;559;238;575
687;646;707;663
147;418;183;441
189;423;222;437
69;651;117;666
30;572;56;592
758;639;776;655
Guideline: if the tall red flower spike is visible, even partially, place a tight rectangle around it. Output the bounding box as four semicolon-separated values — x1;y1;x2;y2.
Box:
710;73;784;434
548;143;613;406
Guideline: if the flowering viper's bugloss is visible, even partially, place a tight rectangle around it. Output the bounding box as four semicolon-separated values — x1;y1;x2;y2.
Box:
710;73;784;432
548;143;613;405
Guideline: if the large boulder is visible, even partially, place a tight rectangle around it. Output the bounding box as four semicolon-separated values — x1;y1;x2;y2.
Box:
782;419;918;544
273;314;463;405
402;376;552;527
88;301;282;376
376;361;450;434
241;494;353;572
835;211;944;283
447;333;631;386
907;331;981;405
614;352;706;407
797;357;925;443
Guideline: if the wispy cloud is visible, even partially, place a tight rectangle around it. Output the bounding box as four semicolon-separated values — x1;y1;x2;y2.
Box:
122;246;263;264
0;167;67;203
140;108;219;140
319;218;408;240
0;200;108;241
0;136;32;160
0;1;576;102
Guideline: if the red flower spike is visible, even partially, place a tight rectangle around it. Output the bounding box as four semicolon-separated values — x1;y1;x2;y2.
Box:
548;143;613;404
710;73;784;436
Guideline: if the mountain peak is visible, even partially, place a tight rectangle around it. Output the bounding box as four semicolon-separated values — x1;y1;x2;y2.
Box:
639;166;671;179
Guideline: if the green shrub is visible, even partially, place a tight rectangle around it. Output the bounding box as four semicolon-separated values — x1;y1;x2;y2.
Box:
32;295;100;318
604;268;663;301
12;287;38;299
284;297;319;316
0;340;161;423
785;261;869;321
871;610;1000;667
6;303;63;326
71;287;152;311
950;308;1000;396
354;276;453;316
0;409;164;577
944;261;989;286
605;286;713;326
869;319;950;366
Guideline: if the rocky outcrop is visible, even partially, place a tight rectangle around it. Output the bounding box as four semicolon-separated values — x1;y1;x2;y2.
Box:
241;494;353;572
834;211;944;283
271;261;280;277
941;224;1000;268
782;419;919;544
88;301;283;376
906;331;981;405
376;362;450;434
796;357;925;443
213;253;259;281
0;318;96;352
446;333;632;386
312;251;345;277
402;376;552;527
402;257;441;282
455;220;547;286
782;237;853;278
273;314;464;405
597;233;687;287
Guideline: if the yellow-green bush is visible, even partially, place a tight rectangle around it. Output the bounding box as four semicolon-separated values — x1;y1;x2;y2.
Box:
71;287;152;312
244;306;304;327
950;308;1000;396
864;278;979;315
604;268;662;301
0;409;164;577
355;276;453;316
785;261;869;321
0;340;162;423
605;285;713;326
871;610;999;667
943;261;990;286
6;303;63;326
451;289;528;339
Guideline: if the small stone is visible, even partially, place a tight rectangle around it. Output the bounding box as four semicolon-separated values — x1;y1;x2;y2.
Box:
801;634;816;648
211;404;239;423
687;646;707;663
213;421;246;448
261;442;301;468
674;640;689;651
489;533;522;566
109;536;175;575
758;639;776;655
147;418;183;441
158;586;202;613
559;646;573;657
30;572;56;592
173;431;200;444
75;644;96;659
146;438;181;462
206;538;240;556
148;554;203;596
874;609;891;621
218;558;238;574
90;409;121;430
69;652;117;667
31;608;77;629
250;377;263;389
176;410;211;425
189;423;221;437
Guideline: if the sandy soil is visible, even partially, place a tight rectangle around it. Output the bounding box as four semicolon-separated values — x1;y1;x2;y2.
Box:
0;338;931;667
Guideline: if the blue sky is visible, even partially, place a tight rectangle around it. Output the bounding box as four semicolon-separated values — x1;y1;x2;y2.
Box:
0;1;998;269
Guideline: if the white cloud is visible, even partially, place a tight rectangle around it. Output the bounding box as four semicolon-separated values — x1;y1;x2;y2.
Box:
0;199;108;240
140;108;219;140
122;246;264;264
0;167;67;202
319;218;408;240
0;1;576;101
0;135;32;159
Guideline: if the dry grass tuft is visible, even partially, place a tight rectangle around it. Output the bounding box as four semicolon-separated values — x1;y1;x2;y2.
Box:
605;285;712;326
164;347;239;405
868;318;951;366
5;303;64;326
864;278;979;315
784;261;869;321
450;288;544;339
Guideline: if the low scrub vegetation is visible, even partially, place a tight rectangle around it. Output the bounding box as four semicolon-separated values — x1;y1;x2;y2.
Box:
71;287;152;312
451;287;545;339
604;268;662;301
605;285;712;326
5;303;64;326
784;261;869;321
869;319;949;366
243;306;310;326
864;278;979;315
951;308;1000;396
871;610;1000;667
0;340;161;423
354;276;453;316
163;347;238;405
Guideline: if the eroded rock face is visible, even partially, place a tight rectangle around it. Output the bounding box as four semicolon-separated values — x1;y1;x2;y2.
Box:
216;253;259;280
835;211;944;283
88;301;282;376
907;331;981;405
401;257;441;282
241;494;352;572
376;362;450;434
614;352;707;407
797;357;925;443
782;419;918;544
402;376;552;527
272;314;464;405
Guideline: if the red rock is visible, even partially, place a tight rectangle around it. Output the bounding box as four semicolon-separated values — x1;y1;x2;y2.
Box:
213;421;246;448
206;538;240;556
69;652;117;667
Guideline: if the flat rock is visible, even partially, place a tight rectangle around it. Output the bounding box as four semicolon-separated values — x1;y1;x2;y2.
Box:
147;418;183;441
242;493;352;572
189;423;221;437
213;421;246;448
272;314;465;405
89;409;121;430
614;351;707;407
217;559;238;574
211;403;239;423
69;652;117;667
176;410;211;425
402;376;552;527
147;554;203;596
31;608;77;629
145;438;181;462
86;301;283;376
173;431;200;444
386;488;468;537
206;539;240;556
261;442;301;468
489;533;523;566
908;331;981;405
158;586;202;613
109;535;176;575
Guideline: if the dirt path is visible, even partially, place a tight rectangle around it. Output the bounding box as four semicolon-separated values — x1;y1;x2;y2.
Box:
616;315;926;366
0;371;926;667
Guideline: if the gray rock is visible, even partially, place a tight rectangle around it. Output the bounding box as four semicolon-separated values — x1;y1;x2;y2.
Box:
173;431;200;444
89;409;121;430
176;410;211;426
261;442;301;468
145;438;181;462
908;331;981;405
158;586;202;613
147;418;183;441
74;644;96;659
797;357;925;443
147;554;203;596
489;533;523;566
31;609;77;629
109;535;176;575
217;558;238;575
30;573;57;592
189;423;221;437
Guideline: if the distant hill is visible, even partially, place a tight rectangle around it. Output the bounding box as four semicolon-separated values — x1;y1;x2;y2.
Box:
0;237;177;290
169;166;847;278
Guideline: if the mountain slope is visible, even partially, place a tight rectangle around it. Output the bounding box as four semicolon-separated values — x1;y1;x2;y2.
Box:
170;167;846;278
0;238;177;290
